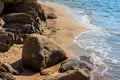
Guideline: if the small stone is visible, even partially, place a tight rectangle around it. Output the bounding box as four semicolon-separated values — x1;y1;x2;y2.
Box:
40;71;50;76
47;14;57;19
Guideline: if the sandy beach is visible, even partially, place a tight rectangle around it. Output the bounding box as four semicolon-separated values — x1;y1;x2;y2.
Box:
0;2;86;80
41;2;87;57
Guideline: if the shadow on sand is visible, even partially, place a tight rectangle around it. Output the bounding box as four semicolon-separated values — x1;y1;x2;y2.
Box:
11;59;38;76
68;43;90;57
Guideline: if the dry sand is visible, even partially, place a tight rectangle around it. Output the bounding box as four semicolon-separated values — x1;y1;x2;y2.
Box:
0;2;86;80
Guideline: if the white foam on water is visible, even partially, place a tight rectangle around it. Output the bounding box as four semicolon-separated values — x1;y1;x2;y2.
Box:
38;0;120;79
72;10;117;78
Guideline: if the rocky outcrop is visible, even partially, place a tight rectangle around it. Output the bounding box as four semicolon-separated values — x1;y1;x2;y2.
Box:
22;34;67;72
48;69;91;80
2;13;34;24
59;56;94;73
0;0;47;52
0;0;4;15
1;0;46;35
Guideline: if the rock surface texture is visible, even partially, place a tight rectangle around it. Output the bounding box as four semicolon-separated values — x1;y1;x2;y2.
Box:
22;34;67;72
59;56;94;73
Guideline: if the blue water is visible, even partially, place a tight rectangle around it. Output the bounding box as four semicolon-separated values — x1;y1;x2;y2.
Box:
39;0;120;80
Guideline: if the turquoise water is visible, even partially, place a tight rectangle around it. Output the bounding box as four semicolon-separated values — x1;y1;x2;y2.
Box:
39;0;120;80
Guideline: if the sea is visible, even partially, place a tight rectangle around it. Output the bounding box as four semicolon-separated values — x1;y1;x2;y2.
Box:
38;0;120;80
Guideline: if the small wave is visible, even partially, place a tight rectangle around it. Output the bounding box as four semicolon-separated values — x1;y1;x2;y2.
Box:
39;0;120;80
90;53;109;75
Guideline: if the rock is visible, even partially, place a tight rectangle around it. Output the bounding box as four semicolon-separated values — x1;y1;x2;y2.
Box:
0;19;4;33
15;37;23;44
0;32;15;52
1;13;34;24
0;42;10;52
22;34;67;72
4;23;35;35
0;0;4;15
0;72;16;80
59;56;94;73
0;61;19;75
40;70;50;76
47;14;57;19
0;0;47;51
0;18;5;27
48;69;91;80
2;0;46;34
0;60;17;79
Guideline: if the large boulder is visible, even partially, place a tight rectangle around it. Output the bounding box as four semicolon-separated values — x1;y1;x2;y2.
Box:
0;0;4;15
48;69;91;80
22;34;67;72
59;56;94;73
1;13;34;24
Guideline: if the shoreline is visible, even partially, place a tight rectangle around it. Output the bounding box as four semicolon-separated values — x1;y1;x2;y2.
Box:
40;2;87;57
1;2;87;80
